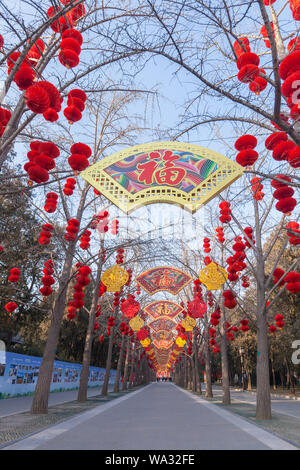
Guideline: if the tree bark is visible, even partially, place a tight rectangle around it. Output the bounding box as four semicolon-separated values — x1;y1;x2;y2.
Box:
128;337;136;389
30;245;75;414
122;336;131;391
204;331;213;398
77;254;103;402
114;333;125;393
256;312;272;419
101;323;115;397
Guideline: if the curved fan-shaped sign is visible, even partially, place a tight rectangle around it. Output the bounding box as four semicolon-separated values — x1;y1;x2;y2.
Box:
136;266;192;295
144;300;183;319
81;141;244;214
148;316;177;332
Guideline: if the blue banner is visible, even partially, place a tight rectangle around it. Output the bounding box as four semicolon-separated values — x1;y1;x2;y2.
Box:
0;351;116;399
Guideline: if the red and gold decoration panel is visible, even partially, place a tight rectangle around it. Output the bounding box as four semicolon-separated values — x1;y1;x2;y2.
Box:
136;266;192;295
144;300;184;319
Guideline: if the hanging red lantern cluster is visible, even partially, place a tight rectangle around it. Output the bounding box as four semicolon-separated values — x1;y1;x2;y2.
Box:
116;248;124;264
38;223;54;245
8;267;21;283
7;52;36;91
107;316;115;336
219;201;231;224
216;226;225;243
210;308;221;326
203;256;212;265
0;107;11;137
65;218;80;241
284;271;300;293
234;37;250;58
40;260;55;298
5;301;18;315
273;267;286;286
136;327;149;341
271;174;297;215
250;177;264;200
79;230;91;250
212;344;221;354
203;237;210;253
26;39;45;66
120;321;130;335
44;192;58;213
260;22;274;48
226;324;235;342
136;284;141;295
24;140;60;184
286;221;300;245
193;279;202;298
289;0;300;20
269;324;277;333
187;297;206;318
63;177;76;195
68;142;91;171
223;290;237;309
274;314;284;329
25;81;61;120
279;49;300;124
64;89;87;123
207;292;214;307
68;265;91;312
236;52;260;83
288;38;300;52
113;291;121;310
111;219;119;235
240;318;250;332
94;210;109;233
59;29;83;69
241;275;250;288
120;294;140;319
47;5;72;32
243;226;254;248
98;280;107;298
100;248;106;263
125;268;132;286
235;135;258;167
265;131;296;164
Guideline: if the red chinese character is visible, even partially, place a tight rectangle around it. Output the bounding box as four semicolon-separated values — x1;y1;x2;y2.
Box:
137;151;186;186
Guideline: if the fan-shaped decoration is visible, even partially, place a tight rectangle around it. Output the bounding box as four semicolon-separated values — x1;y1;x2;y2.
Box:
144;300;183;319
81;142;244;214
101;264;129;292
135;266;192;295
129;315;144;331
153;339;174;349
199;262;228;290
148;316;177;332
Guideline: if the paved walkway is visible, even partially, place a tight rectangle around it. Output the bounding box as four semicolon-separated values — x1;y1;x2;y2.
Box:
210;386;300;419
3;383;296;450
0;385;114;418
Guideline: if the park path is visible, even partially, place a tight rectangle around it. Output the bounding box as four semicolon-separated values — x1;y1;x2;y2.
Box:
3;383;296;450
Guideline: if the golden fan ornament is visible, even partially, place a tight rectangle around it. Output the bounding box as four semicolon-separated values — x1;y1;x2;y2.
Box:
101;264;129;292
181;315;196;332
198;262;228;290
129;315;144;332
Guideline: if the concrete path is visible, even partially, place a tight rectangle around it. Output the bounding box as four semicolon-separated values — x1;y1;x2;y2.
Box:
210;386;300;419
3;383;296;450
0;385;114;418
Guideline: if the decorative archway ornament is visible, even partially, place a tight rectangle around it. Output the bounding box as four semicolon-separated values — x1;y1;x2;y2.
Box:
101;264;129;292
199;262;228;290
136;267;192;295
144;300;184;319
81;142;244;214
181;315;196;331
129;315;144;332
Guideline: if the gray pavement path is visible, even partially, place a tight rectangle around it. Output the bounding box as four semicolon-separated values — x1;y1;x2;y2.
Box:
0;385;114;418
4;383;296;450
210;386;300;419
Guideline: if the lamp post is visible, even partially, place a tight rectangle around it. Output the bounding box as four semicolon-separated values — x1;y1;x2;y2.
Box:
239;346;245;391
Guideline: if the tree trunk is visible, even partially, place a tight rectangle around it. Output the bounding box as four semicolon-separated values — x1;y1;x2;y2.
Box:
256;312;272;419
128;338;136;389
77;255;103;402
204;332;213;398
114;333;125;393
220;332;231;404
101;324;115;397
193;331;202;394
30;245;75;414
247;368;252;391
122;336;131;391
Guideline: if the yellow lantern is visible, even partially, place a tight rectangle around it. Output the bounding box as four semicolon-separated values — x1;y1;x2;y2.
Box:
129;315;144;332
101;264;129;292
176;336;186;347
181;315;196;332
199;262;228;290
140;337;151;347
